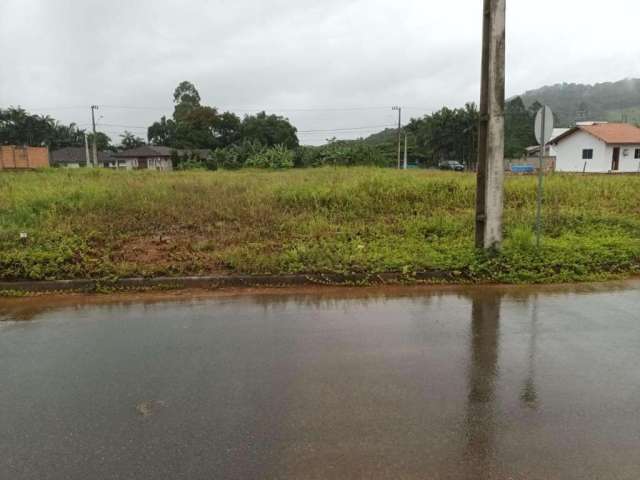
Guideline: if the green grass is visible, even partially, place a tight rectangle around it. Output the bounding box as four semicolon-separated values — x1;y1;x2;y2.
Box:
1;167;640;284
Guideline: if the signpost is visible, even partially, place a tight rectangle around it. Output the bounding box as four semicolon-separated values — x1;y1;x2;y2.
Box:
534;106;554;247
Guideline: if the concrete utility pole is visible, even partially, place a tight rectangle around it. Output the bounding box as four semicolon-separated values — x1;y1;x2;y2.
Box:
392;106;402;169
403;133;408;169
91;105;99;167
475;0;506;250
84;134;91;168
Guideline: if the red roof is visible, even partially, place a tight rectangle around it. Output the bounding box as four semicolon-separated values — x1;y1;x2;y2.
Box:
554;123;640;145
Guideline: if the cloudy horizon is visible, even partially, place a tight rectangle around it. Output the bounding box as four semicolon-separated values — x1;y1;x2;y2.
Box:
1;0;639;145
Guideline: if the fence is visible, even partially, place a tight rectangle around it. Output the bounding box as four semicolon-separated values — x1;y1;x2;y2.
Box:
505;156;555;173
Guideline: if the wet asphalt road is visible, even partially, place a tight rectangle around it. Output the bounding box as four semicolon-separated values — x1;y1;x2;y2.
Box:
1;282;640;479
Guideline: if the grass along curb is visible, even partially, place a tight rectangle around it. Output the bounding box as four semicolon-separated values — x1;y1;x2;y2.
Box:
0;271;458;295
2;168;640;285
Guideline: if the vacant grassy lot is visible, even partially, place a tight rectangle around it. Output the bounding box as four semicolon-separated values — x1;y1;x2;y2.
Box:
1;168;639;283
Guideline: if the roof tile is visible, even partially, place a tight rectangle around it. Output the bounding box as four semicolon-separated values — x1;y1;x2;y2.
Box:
579;123;640;144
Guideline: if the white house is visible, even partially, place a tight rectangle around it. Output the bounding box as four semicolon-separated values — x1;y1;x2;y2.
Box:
524;128;570;159
551;122;640;173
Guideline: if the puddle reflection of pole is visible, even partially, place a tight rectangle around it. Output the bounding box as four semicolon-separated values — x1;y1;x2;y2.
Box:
521;296;539;408
463;295;501;478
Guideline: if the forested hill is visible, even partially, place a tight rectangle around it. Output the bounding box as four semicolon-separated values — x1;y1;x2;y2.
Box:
518;78;640;126
358;78;640;163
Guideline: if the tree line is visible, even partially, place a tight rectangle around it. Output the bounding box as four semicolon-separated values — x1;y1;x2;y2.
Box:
1;79;544;169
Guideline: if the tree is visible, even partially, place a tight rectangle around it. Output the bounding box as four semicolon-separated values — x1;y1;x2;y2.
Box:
49;122;86;150
173;81;201;107
174;105;218;149
214;111;242;146
505;97;536;157
173;81;202;123
148;116;176;146
120;131;145;149
147;82;298;151
87;132;113;151
405;103;479;168
0;107;86;149
241;111;299;149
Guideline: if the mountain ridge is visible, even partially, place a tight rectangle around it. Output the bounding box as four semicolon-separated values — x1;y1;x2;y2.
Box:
518;78;640;126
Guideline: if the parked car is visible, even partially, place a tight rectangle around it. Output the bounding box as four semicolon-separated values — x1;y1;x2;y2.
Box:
438;161;465;171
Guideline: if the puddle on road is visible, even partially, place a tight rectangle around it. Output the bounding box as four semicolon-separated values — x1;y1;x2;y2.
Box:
2;280;640;479
1;279;638;322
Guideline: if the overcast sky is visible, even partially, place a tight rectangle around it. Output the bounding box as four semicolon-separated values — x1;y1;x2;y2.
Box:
1;0;639;145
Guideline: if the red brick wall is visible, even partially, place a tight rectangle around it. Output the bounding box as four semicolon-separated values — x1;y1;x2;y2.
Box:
0;146;50;169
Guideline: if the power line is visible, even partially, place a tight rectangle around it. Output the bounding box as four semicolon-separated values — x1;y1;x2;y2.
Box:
298;124;395;133
100;104;398;113
80;122;397;134
18;104;410;114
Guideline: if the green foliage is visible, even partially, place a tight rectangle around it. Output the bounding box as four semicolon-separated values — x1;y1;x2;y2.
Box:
294;140;389;167
406;103;479;168
504;97;537;158
603;106;640;124
173;80;202;122
209;148;241;170
245;145;294;169
148;116;177;147
1;169;639;284
0;107;87;149
147;83;298;151
174;105;219;149
519;78;640;126
119;131;145;149
86;132;113;151
174;157;208;171
240;111;299;149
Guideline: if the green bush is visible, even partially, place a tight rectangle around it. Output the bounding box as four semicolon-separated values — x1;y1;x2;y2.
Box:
209;148;240;170
245;145;294;169
294;141;390;168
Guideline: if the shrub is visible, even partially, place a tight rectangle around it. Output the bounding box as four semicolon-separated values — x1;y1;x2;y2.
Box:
209;148;240;170
294;141;390;168
245;144;294;169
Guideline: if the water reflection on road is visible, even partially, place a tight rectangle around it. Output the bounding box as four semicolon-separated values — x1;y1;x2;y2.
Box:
1;282;639;479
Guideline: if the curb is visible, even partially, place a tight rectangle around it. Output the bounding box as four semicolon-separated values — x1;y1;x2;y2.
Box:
0;271;456;294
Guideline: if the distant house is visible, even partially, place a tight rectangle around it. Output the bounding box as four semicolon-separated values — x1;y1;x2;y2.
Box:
114;146;210;171
50;147;114;168
0;145;49;169
551;122;640;173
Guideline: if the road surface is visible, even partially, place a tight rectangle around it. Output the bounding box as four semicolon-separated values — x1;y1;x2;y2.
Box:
1;282;640;479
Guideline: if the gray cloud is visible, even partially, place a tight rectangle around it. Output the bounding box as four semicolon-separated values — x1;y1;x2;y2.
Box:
1;0;639;145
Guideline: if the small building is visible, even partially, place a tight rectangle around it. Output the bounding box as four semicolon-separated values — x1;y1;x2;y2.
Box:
551;122;640;173
114;146;210;171
0;145;49;169
50;147;114;168
525;128;570;160
113;146;176;170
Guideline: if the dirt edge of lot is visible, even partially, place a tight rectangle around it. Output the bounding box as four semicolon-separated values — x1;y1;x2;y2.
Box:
0;270;460;296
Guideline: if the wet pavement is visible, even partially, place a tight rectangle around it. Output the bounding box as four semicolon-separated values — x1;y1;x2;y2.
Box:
1;282;640;479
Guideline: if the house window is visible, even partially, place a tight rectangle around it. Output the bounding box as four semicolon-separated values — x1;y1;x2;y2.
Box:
582;149;594;160
635;148;640;159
